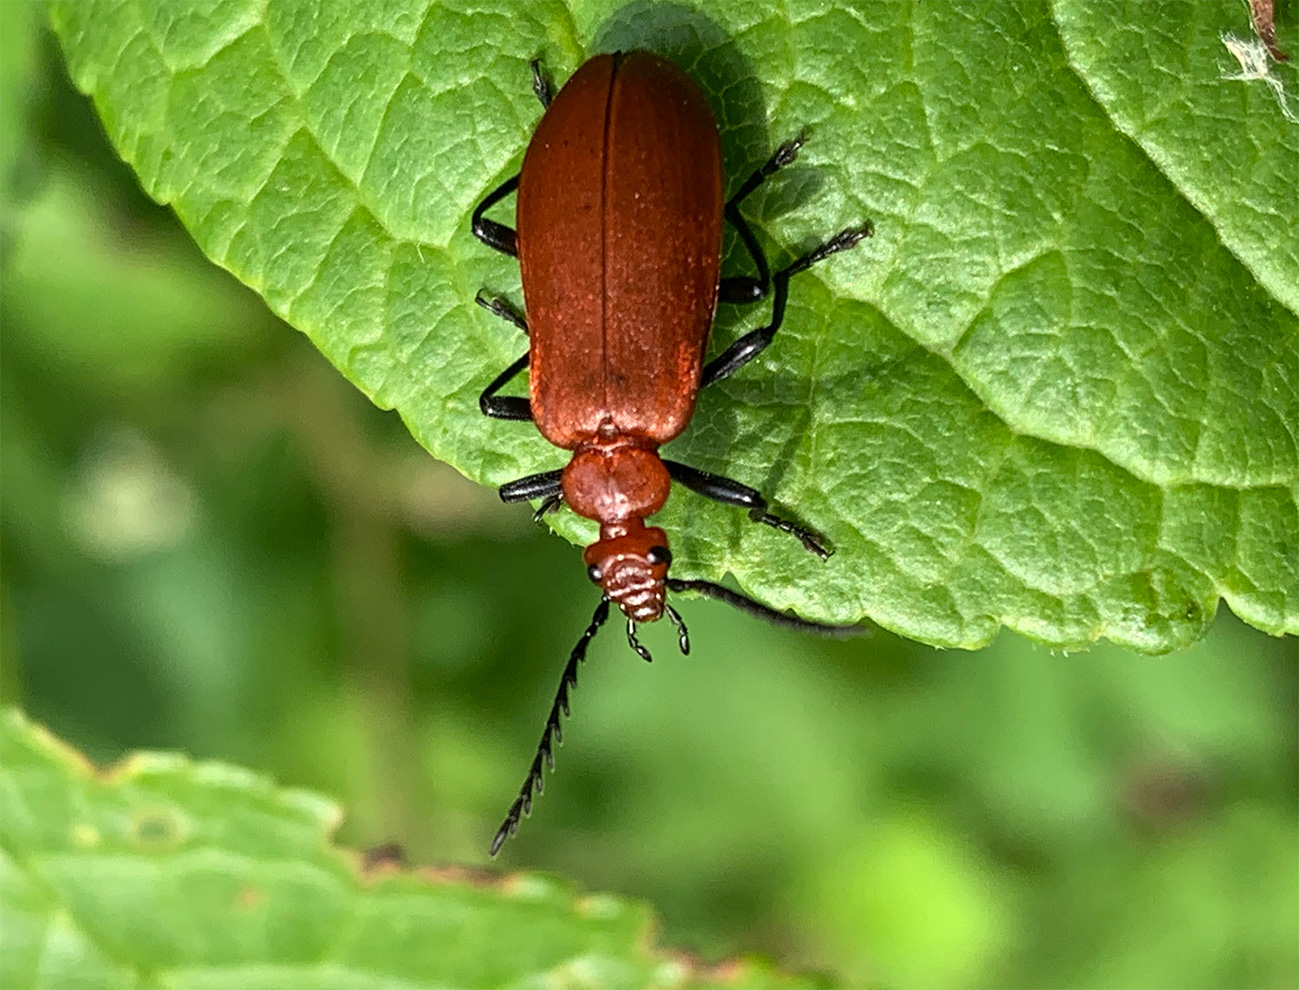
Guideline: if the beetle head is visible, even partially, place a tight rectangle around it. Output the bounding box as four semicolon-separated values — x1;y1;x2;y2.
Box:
584;522;671;621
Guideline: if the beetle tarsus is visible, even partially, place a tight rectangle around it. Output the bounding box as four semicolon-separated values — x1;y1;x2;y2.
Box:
792;223;874;273
768;131;807;172
663;459;829;557
722;131;813;300
747;507;832;559
475;290;529;334
532;494;563;521
730;130;807;209
530;58;553;108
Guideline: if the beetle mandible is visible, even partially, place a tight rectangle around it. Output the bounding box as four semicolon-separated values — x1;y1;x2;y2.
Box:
472;51;871;854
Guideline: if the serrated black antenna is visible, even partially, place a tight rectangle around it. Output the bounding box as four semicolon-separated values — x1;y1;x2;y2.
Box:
665;578;862;637
490;596;611;856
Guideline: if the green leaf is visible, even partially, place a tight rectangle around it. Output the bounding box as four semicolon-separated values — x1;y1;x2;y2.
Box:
48;1;1297;651
0;0;43;214
0;709;815;989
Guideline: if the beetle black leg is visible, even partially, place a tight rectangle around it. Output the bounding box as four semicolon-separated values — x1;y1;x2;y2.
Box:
532;494;563;521
499;469;564;504
663;459;831;559
472;174;520;257
475;289;528;335
530;58;553;108
718;134;807;305
480;351;533;421
703;224;872;388
475;60;548;261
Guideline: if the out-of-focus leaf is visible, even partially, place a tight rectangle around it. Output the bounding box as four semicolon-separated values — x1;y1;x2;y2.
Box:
795;812;1015;990
0;709;818;990
0;0;43;214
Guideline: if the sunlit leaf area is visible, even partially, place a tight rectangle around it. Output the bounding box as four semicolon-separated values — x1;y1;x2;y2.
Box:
2;2;1295;988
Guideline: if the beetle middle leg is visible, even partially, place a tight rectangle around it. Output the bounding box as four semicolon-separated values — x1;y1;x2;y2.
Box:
498;468;565;520
476;293;532;421
702;224;872;388
663;459;830;559
480;351;532;421
472;174;520;256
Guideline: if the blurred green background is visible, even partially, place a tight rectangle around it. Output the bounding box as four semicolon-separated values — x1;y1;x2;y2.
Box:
2;8;1296;989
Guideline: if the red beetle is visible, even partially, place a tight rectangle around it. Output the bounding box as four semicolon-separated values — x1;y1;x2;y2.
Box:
472;52;870;853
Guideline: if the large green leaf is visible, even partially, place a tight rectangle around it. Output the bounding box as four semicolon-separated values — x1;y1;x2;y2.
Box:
0;709;813;989
49;1;1297;651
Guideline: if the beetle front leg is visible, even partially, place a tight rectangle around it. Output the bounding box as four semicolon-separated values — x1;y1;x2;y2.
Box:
663;459;830;559
703;225;871;388
499;468;564;504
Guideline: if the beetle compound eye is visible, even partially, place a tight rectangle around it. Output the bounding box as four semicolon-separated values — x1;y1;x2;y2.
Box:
587;564;603;583
647;546;671;566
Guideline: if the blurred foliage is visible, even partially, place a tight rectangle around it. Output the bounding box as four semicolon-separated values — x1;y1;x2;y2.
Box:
2;712;817;990
2;7;1297;990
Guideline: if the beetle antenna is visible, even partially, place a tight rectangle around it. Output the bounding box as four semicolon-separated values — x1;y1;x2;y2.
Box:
490;596;611;856
665;578;862;637
625;619;654;662
664;602;690;655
